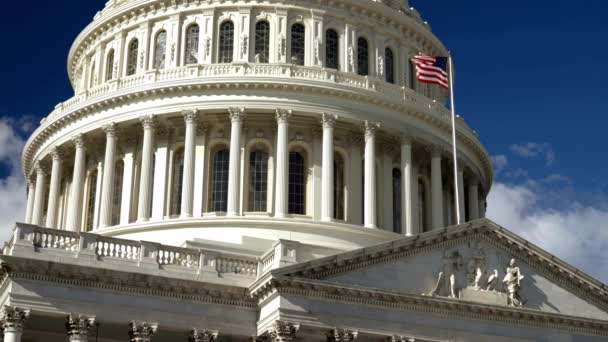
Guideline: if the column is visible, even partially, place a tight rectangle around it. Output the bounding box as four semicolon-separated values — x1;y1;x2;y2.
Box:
0;306;30;342
67;135;87;231
129;322;158;342
192;124;207;218
401;135;414;236
468;181;480;221
92;162;103;230
430;146;444;230
120;145;136;225
321;113;337;222
99;123;118;229
411;165;420;233
31;163;47;226
364;121;379;229
24;181;36;224
138;115;156;222
65;314;96;342
151;131;169;221
457;165;466;224
45;148;64;228
274;109;291;218
189;329;219;342
181;110;198;218
227;107;245;216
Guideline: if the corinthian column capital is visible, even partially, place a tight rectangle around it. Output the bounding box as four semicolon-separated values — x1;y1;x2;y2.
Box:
183;110;199;124
140;114;157;130
66;314;96;340
189;328;219;342
268;321;299;342
51;146;64;161
327;328;358;341
275;108;292;123
102;122;117;137
321;113;338;128
34;161;48;175
228;107;246;122
72;134;87;149
364;121;380;139
129;321;158;342
0;306;30;330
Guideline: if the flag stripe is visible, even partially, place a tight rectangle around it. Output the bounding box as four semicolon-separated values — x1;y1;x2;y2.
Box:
411;53;449;90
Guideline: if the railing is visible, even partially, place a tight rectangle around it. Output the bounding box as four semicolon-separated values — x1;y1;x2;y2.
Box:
32;229;80;252
157;245;200;268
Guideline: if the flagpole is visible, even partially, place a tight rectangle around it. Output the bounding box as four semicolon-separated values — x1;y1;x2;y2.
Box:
448;52;462;225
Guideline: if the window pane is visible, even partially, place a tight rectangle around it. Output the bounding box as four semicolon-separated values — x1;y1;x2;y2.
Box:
219;21;234;63
111;161;124;226
170;149;185;216
255;21;270;63
385;48;395;84
127;39;139;76
290;23;305;66
105;50;114;81
248;150;269;211
392;169;402;233
85;171;98;231
186;25;199;64
154;31;167;69
325;29;339;69
357;37;368;76
211;149;230;212
288;152;306;214
333;153;345;220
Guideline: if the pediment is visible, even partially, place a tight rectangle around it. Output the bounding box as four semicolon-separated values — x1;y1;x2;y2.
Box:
275;219;608;321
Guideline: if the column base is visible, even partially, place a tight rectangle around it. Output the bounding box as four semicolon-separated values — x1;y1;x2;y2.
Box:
364;224;377;229
180;213;193;219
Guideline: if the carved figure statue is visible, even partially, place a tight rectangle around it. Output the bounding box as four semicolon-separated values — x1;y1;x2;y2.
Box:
502;258;524;306
431;250;462;298
474;267;483;290
466;242;486;290
486;269;499;291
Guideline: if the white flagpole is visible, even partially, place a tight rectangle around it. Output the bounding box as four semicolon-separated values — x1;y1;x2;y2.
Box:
448;53;462;225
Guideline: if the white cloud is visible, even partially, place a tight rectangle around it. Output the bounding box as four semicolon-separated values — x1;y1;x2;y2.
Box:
491;154;508;174
509;142;556;166
487;182;608;284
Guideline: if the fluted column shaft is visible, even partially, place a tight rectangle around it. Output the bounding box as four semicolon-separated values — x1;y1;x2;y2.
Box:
275;110;291;218
24;182;36;224
31;164;47;226
401;136;414;236
468;182;480;221
364;122;379;229
46;149;63;228
431;147;444;230
181;111;197;217
227;108;245;216
321;114;337;222
99;123;118;228
457;166;465;224
138;116;156;221
67;135;87;231
0;306;30;342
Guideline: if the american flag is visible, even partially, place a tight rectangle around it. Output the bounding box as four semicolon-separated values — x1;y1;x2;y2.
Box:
411;54;449;89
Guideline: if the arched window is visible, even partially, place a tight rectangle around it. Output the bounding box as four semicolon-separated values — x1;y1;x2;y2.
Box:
111;161;124;226
288;151;306;215
84;170;98;232
170;148;185;216
127;39;139;76
185;24;200;64
218;21;234;63
248;150;269;212
385;47;395;84
392;168;402;233
290;23;306;66
211;149;230;212
357;37;369;76
254;21;270;63
89;62;96;88
154;30;167;69
418;179;427;232
325;29;339;69
105;49;115;81
334;153;345;220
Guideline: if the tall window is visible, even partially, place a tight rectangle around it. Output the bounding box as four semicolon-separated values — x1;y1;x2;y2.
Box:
185;24;200;64
288;151;306;215
325;29;339;70
211;149;230;212
254;21;270;63
170;148;185;216
105;49;115;81
334;153;345;220
154;30;167;69
385;47;395;84
357;37;369;76
89;62;96;88
85;170;98;232
127;39;139;76
290;23;306;65
218;21;234;63
409;60;417;90
418;179;427;232
392;169;402;233
248;150;269;212
111;161;124;226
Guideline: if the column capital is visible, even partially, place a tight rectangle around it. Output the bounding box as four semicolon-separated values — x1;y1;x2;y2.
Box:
0;306;30;330
268;321;299;342
275;108;292;123
428;145;444;158
364;121;380;138
327;328;358;341
321;113;338;128
140;114;157;130
400;132;413;145
228;107;246;122
51;147;64;161
103;122;117;137
387;337;416;342
72;134;87;150
34;161;48;175
189;328;219;342
183;110;199;124
129;321;158;342
66;314;96;339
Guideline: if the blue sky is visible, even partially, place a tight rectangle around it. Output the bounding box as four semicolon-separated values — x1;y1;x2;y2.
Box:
0;1;606;281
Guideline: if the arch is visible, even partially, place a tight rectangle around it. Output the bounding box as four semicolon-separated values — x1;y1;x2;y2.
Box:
105;49;115;82
154;30;167;69
357;37;369;76
210;148;230;212
169;147;185;216
290;23;306;66
254;20;270;63
126;39;139;76
392;168;402;233
385;47;395;84
334;152;346;220
288;150;306;215
218;21;234;63
84;170;98;232
111;160;124;226
325;29;339;69
185;24;200;64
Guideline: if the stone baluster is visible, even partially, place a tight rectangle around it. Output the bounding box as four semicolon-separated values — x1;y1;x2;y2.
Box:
0;306;30;342
327;329;358;341
268;321;299;342
189;328;219;342
274;109;292;218
468;180;480;221
400;135;414;236
364;121;380;229
31;162;48;226
430;146;444;230
46;147;64;228
24;181;36;224
227;107;245;216
138;115;156;222
181;111;198;218
67;134;87;231
99;123;118;228
65;314;96;342
321;113;337;222
128;321;158;342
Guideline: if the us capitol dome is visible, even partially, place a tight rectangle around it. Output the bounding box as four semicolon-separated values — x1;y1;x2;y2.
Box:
2;0;606;341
